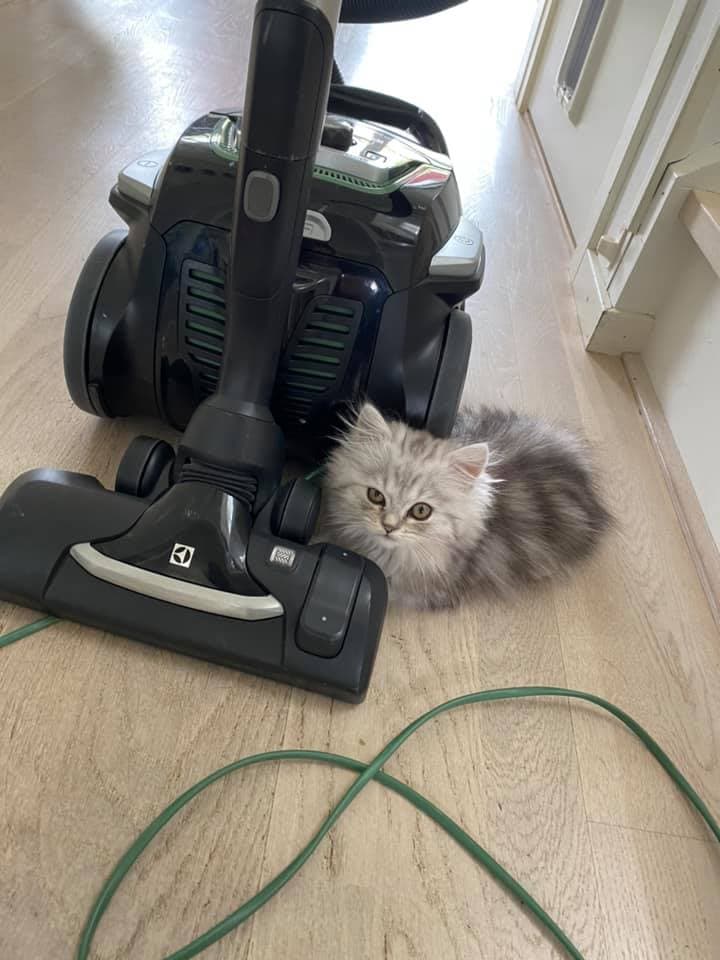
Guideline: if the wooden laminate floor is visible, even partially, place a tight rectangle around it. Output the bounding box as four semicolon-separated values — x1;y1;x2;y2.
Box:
1;2;719;958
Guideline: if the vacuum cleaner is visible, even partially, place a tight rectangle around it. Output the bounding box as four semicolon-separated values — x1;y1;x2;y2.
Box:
63;2;483;458
0;0;483;702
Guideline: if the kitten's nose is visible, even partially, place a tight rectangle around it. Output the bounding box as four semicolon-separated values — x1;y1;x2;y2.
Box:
381;512;400;534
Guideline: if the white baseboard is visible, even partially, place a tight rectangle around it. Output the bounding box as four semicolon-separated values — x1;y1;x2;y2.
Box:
572;251;654;354
624;353;720;630
585;309;655;354
523;111;575;249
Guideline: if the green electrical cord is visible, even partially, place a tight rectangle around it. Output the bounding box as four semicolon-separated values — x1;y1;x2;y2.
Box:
2;623;719;960
0;615;59;649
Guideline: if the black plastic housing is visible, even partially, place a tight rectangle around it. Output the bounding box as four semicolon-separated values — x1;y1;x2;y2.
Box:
64;89;484;460
0;471;386;701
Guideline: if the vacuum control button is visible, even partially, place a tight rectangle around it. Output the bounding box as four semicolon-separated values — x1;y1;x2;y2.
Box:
296;546;364;658
243;171;280;222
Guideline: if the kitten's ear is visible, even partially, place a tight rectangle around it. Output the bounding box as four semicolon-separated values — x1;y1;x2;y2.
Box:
354;402;391;439
449;442;489;480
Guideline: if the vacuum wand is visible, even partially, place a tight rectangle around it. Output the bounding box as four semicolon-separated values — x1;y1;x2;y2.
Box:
179;0;341;504
219;0;340;409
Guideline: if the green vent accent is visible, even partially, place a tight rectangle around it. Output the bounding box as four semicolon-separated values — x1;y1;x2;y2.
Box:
299;336;344;350
285;379;326;394
189;352;221;369
286;365;336;381
199;370;219;396
311;161;421;195
189;268;224;288
188;285;225;305
292;352;340;365
317;303;354;317
307;319;350;333
312;166;387;194
188;303;225;324
275;295;362;425
187;320;223;340
186;337;223;355
182;259;362;427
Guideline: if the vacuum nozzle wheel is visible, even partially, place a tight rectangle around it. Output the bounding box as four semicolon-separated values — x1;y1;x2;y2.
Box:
115;436;175;499
271;479;321;544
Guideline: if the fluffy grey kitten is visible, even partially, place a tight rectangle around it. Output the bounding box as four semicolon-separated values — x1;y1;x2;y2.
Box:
322;403;611;609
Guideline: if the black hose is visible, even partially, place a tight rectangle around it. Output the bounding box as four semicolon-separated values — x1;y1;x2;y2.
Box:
340;0;466;24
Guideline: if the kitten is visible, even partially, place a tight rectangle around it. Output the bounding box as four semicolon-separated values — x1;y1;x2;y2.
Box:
322;403;611;609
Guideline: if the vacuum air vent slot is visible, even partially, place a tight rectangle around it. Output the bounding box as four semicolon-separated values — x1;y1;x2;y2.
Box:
185;336;223;355
275;296;363;426
188;267;224;287
188;285;225;306
180;260;229;401
179;260;363;424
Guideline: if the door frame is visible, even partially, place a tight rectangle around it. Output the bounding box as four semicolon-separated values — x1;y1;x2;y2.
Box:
516;0;719;352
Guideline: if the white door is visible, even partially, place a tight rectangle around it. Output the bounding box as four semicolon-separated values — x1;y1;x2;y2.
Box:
527;0;675;241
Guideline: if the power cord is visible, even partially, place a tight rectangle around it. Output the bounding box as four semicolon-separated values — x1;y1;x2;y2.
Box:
0;615;59;649
3;618;719;960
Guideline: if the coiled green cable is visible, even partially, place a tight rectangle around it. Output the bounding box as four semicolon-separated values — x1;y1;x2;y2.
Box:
78;688;719;960
3;619;719;960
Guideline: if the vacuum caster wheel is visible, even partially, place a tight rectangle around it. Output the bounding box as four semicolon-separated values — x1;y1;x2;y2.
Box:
424;307;472;437
115;437;175;498
271;478;321;544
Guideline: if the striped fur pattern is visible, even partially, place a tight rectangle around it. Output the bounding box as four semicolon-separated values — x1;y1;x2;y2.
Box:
322;403;611;609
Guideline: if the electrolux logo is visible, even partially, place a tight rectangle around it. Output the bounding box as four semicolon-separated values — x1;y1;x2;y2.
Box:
169;543;195;568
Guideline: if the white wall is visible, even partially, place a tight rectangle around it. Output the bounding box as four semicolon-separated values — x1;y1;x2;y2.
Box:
690;81;720;155
528;0;673;240
642;240;720;547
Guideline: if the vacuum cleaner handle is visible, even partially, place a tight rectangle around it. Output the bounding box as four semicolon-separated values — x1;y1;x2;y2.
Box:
179;0;341;499
219;0;341;408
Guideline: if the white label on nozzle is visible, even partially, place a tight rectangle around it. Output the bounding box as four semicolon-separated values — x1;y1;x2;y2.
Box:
303;210;332;242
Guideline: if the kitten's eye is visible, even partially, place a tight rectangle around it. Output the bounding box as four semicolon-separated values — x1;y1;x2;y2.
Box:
366;487;386;507
408;502;433;521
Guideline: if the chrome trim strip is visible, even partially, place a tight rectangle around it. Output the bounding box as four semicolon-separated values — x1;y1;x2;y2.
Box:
70;543;283;621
